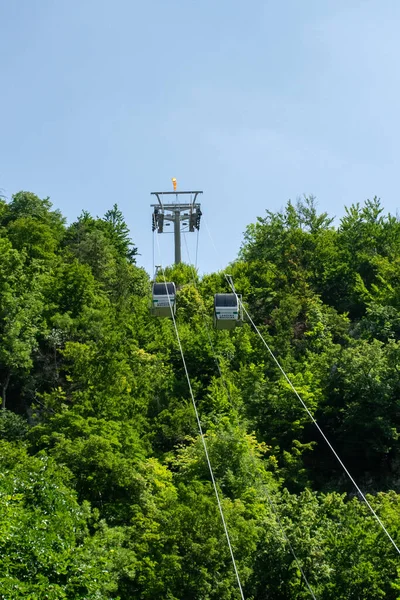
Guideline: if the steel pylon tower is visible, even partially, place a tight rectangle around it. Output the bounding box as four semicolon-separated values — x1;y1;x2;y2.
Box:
151;189;203;264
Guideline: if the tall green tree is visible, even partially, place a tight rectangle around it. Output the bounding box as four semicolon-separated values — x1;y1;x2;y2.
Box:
0;239;44;409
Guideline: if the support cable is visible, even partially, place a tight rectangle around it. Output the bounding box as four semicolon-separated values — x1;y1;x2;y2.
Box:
202;214;400;555
224;273;400;557
152;230;155;280
182;231;318;599
195;227;200;270
203;216;225;271
155;234;246;600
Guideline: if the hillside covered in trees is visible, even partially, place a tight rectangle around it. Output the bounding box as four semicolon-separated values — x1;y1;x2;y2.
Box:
1;191;400;599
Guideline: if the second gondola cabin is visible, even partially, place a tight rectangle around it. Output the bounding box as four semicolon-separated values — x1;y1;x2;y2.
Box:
152;282;176;318
213;293;242;330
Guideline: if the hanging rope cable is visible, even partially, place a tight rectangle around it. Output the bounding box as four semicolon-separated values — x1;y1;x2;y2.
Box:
203;215;219;255
182;232;318;599
152;230;155;280
155;235;246;600
195;227;200;270
202;214;400;555
223;273;400;557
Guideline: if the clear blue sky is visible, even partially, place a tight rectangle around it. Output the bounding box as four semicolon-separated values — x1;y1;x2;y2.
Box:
1;0;400;275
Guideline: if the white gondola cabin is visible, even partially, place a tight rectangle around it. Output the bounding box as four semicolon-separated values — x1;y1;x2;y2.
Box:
213;293;242;330
151;282;176;318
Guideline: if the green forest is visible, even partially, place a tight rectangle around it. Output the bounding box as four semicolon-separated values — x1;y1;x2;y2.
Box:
1;190;400;599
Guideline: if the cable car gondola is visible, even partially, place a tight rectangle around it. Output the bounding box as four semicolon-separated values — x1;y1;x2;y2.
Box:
213;293;242;330
151;282;176;318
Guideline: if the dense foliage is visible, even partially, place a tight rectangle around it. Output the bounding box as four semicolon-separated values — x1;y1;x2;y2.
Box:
0;191;399;598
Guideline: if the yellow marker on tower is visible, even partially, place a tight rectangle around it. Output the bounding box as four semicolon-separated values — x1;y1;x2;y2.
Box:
172;177;177;191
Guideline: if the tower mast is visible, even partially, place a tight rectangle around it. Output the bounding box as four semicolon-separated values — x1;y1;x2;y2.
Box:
151;184;202;265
